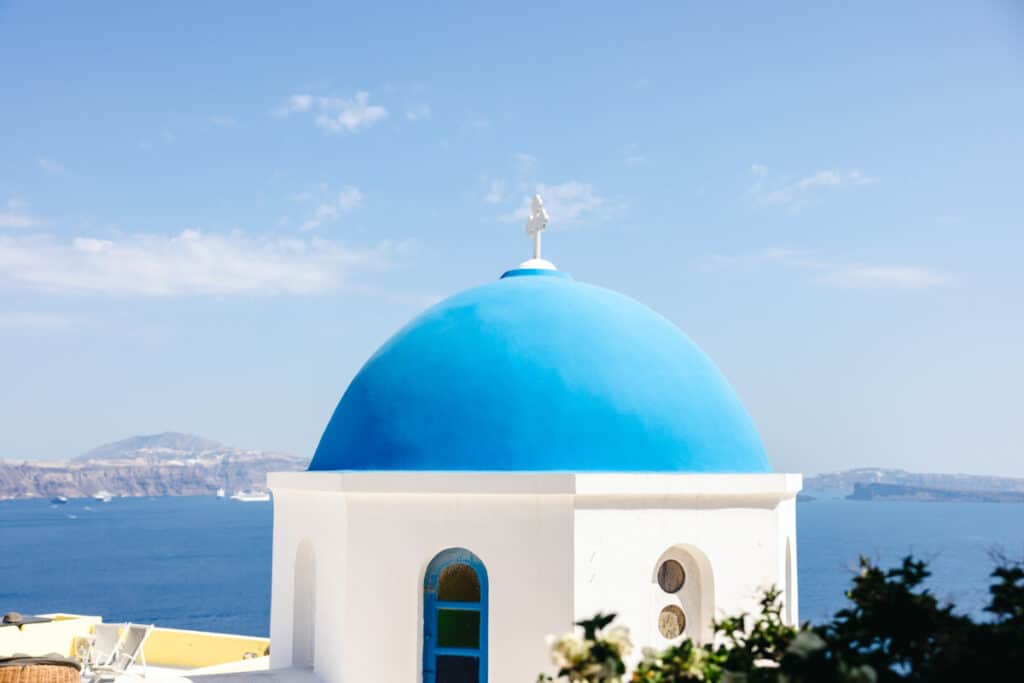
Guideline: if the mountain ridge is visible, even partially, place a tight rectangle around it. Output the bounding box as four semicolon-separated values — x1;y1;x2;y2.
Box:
4;436;1023;502
75;431;229;462
804;467;1024;502
0;432;307;500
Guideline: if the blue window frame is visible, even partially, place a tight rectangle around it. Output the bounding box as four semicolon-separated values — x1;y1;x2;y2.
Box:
423;548;488;683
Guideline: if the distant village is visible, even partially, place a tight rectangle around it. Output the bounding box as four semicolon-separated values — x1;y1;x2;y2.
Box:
1;432;1022;502
0;432;306;500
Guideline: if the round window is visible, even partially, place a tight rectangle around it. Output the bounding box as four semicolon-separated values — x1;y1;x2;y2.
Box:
658;605;686;639
657;559;686;593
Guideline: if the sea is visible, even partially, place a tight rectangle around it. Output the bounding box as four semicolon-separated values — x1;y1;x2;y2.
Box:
1;496;1022;637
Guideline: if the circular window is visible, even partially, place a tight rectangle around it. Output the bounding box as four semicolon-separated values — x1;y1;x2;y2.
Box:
657;559;686;593
658;605;687;639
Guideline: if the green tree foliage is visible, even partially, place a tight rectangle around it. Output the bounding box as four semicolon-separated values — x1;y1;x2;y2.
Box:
539;556;1024;683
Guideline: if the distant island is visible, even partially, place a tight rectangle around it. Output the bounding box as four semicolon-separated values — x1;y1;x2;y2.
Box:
804;468;1024;503
3;438;1023;503
0;432;307;500
847;482;1024;503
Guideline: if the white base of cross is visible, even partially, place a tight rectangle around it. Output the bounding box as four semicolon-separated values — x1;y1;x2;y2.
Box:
517;257;557;270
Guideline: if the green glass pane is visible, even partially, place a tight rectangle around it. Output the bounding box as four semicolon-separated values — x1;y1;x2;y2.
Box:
438;563;480;602
437;609;480;649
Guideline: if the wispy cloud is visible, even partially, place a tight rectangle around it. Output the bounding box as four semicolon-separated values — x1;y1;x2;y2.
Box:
708;247;949;290
0;311;84;330
139;127;176;150
536;181;607;223
486;153;616;227
514;152;537;170
405;104;431;121
503;181;609;225
623;144;645;166
292;183;363;230
37;158;65;173
275;92;388;134
0;199;45;229
209;115;237;128
0;229;401;296
818;264;949;289
745;165;878;210
482;178;505;204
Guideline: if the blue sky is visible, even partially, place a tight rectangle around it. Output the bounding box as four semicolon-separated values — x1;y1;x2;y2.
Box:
1;2;1022;475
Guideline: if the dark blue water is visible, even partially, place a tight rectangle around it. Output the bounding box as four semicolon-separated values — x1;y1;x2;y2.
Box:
0;497;271;636
798;500;1024;623
1;497;1021;635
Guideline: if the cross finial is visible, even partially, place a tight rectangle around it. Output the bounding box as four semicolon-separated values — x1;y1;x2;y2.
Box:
515;194;556;271
525;194;549;261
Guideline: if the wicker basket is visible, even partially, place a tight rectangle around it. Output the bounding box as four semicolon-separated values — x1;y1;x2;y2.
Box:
0;664;80;683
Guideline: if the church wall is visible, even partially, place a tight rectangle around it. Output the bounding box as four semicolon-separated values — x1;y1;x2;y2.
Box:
268;489;296;670
573;482;797;665
268;488;347;674
777;496;799;625
269;472;799;681
330;490;575;683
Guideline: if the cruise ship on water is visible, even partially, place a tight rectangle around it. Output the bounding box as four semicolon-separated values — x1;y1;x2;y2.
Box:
229;490;270;502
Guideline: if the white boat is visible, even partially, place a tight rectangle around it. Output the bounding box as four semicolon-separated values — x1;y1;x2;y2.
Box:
230;490;270;502
93;491;113;503
51;496;69;504
216;488;226;498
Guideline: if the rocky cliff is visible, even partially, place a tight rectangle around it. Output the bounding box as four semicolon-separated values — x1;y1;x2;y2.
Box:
0;432;308;500
804;467;1024;499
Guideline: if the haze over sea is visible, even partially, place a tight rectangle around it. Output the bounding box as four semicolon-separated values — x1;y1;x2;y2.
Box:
1;496;1021;637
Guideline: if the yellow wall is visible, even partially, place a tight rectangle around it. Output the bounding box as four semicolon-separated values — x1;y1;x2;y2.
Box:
141;626;269;668
0;615;269;670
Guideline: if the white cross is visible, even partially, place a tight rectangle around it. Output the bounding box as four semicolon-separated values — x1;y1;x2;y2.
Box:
524;194;549;261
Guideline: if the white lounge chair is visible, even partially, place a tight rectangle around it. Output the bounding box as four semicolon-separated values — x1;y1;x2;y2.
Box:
84;623;153;681
84;623;123;672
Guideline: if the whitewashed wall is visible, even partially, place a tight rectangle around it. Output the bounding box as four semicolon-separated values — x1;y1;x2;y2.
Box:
269;473;577;683
574;501;795;666
269;488;344;672
269;472;800;683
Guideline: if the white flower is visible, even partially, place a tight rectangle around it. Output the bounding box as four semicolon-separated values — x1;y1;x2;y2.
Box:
602;625;633;657
686;649;708;679
546;632;588;668
787;630;827;658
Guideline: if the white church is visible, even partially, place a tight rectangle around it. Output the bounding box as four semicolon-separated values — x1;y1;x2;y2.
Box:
266;197;802;683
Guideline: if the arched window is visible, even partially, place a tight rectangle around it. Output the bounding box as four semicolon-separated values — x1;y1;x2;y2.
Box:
423;548;488;683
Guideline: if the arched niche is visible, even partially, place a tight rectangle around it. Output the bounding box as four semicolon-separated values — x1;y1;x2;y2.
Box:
651;544;715;644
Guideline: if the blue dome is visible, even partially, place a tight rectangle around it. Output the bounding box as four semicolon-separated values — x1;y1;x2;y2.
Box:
310;269;770;473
